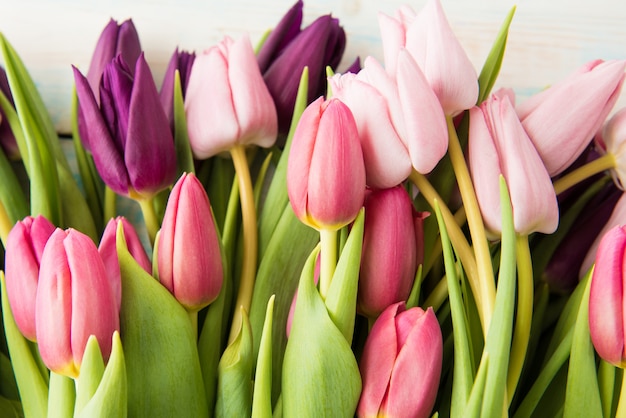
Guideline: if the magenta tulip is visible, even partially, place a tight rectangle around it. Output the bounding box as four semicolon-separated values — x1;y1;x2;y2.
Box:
378;0;478;115
185;35;278;159
518;59;625;176
357;302;442;418
98;217;151;310
36;228;119;378
358;186;423;318
589;225;626;367
287;97;365;230
469;92;558;236
4;215;56;341
157;173;223;311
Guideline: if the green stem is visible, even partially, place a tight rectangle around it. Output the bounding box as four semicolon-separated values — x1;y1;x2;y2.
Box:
47;372;75;418
552;153;615;195
319;228;338;300
0;199;12;246
446;116;495;336
507;234;533;404
616;369;626;418
137;196;159;245
104;186;117;224
423;275;449;313
188;310;198;342
227;145;258;344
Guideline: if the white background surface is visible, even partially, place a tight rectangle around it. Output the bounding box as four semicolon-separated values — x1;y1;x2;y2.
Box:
0;0;625;134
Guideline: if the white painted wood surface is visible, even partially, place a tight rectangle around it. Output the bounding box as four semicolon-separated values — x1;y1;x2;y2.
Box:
0;0;625;134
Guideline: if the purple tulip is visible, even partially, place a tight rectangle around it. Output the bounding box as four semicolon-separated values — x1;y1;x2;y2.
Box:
160;48;196;130
4;215;56;341
157;173;223;311
287;97;365;230
259;0;346;134
36;228;119;378
98;217;152;310
73;53;177;198
357;302;442;418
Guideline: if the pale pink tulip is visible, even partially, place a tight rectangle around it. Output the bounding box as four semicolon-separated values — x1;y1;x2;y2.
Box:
597;107;626;189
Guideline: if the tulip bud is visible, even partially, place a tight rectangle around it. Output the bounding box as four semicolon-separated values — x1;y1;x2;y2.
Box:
358;186;423;318
0;66;18;159
287;97;365;230
469;92;558;236
357;302;442;418
4;215;56;341
589;225;626;367
98;216;151;310
160;48;196;131
157;172;223;311
378;0;478;115
259;0;347;134
518;59;626;176
73;53;177;198
185;35;278;159
36;228;120;378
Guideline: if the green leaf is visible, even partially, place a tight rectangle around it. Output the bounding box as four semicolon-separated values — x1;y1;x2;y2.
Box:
116;223;208;418
282;246;361;417
252;295;275;418
74;336;105;414
0;144;28;234
173;70;194;176
0;273;48;418
477;6;516;103
215;307;253;418
0;395;23;417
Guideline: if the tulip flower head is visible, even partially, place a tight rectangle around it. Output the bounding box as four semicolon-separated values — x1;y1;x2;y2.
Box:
589;225;626;367
73;53;177;199
157;172;223;311
4;215;56;341
469;92;559;236
160;48;196;130
357;302;442;418
378;0;479;115
36;228;120;378
287;97;366;230
596;107;626;190
185;35;278;159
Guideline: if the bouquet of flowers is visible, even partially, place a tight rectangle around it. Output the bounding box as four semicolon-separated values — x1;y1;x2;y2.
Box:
1;0;626;417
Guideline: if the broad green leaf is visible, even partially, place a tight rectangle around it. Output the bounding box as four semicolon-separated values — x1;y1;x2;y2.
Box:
173;70;194;176
74;336;105;414
0;145;28;238
252;295;275;418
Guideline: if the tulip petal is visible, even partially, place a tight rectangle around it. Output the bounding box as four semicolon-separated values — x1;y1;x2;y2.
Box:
257;0;304;72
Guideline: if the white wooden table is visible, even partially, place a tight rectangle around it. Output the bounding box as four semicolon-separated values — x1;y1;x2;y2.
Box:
0;0;625;134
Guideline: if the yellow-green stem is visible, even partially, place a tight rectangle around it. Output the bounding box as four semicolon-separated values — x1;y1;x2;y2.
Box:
104;186;117;224
446;116;495;335
507;234;533;404
552;153;616;195
0;200;12;246
228;145;258;344
137;197;159;245
188;310;198;342
409;170;482;322
423;276;449;312
319;228;338;300
616;369;626;418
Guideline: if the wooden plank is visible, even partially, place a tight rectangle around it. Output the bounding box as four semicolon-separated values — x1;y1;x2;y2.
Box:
0;0;624;134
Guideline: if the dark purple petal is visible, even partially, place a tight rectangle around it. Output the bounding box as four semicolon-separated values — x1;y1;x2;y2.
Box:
86;19;119;95
344;56;361;74
116;19;142;76
160;48;196;130
257;0;303;72
101;55;134;151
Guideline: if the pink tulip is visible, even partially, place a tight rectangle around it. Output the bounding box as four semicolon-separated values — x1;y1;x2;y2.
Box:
589;225;626;367
287;97;365;230
98;217;152;310
469;92;558;236
36;228;119;378
357;302;442;418
185;35;278;159
378;0;478;115
517;59;625;176
358;186;424;318
157;173;223;311
4;215;56;341
330;53;447;187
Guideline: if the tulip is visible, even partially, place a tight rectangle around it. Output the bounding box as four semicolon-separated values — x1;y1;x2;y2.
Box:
185;35;278;159
287;97;365;230
596;107;626;189
357;302;442;418
98;216;152;310
589;225;626;367
330;53;447;188
157;172;223;311
258;0;346;134
0;66;18;159
378;0;478;115
36;228;119;378
73;53;177;198
4;215;56;341
469;92;559;236
160;48;196;130
358;186;425;318
517;59;626;176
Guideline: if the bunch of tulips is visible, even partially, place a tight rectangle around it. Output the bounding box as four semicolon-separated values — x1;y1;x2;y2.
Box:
1;0;626;417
